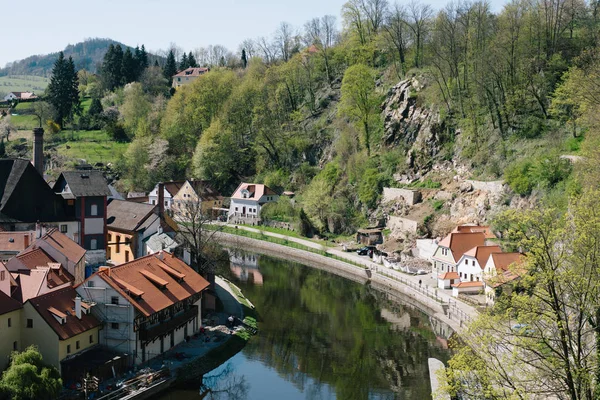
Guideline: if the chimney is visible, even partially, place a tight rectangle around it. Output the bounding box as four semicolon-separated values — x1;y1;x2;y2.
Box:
32;128;44;175
75;296;82;320
99;266;111;277
35;222;42;239
158;182;165;217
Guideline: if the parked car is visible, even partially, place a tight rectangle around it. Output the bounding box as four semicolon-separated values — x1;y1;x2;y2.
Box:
357;246;375;256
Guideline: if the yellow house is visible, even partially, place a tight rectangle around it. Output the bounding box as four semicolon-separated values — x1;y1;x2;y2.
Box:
172;179;224;218
22;287;101;380
0;291;22;368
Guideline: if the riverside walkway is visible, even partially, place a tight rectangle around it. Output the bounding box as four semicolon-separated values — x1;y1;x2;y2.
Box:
219;224;479;332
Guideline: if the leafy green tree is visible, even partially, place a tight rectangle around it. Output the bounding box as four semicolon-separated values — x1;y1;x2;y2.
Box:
121;82;151;138
46;51;80;128
339;64;381;156
0;346;62;400
163;50;177;85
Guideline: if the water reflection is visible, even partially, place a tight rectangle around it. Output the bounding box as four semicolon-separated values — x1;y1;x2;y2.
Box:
156;251;450;399
228;249;263;285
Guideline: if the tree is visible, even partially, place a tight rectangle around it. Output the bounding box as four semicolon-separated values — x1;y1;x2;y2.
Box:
0;139;5;158
241;49;248;69
140;66;169;96
0;346;62;400
275;22;295;62
163;50;177;85
339;64;381;156
383;2;409;75
32;101;56;129
407;0;432;68
122;48;136;84
304;15;338;84
188;51;198;68
0;119;15;142
46;51;80;129
179;52;189;71
101;44;125;91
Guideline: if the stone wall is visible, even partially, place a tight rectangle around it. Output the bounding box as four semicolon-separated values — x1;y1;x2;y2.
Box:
382;188;422;206
387;216;420;234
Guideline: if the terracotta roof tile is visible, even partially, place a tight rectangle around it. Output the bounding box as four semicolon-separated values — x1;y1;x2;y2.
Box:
489;252;525;272
41;229;85;264
452;281;484;288
95;252;209;317
173;67;209;78
437;232;486;263
462;245;502;268
15;248;54;269
0;231;34;252
438;272;459;280
28;287;101;340
452;225;497;239
230;182;278;201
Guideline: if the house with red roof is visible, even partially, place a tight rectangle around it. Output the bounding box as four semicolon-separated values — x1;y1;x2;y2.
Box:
22;287;101;379
172;67;209;88
76;252;209;366
431;232;486;279
228;182;279;223
483;252;525;304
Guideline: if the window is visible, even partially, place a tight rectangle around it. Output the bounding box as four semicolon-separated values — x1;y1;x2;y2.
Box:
7;318;11;328
164;201;168;207
67;344;71;354
26;319;33;328
88;281;95;288
91;204;98;216
89;334;94;344
178;77;181;82
111;323;119;330
116;236;121;253
76;341;80;350
60;224;68;233
111;296;119;305
464;259;468;264
90;239;97;250
0;271;4;281
235;207;238;212
12;341;17;351
108;234;112;242
125;251;130;263
152;200;156;205
472;260;475;266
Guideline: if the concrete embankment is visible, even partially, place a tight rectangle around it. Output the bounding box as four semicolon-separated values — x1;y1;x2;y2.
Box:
216;231;466;333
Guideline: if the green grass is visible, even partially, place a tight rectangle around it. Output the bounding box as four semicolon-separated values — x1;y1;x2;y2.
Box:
0;75;48;95
42;130;129;165
9;114;38;130
80;97;92;114
14;102;34;110
238;224;331;246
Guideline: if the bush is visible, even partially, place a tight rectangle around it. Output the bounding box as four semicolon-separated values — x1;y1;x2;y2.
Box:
504;155;572;196
505;160;535;195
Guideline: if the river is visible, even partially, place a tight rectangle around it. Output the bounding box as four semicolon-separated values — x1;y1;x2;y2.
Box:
155;251;451;400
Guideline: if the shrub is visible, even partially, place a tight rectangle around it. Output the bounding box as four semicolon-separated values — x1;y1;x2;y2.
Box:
505;160;534;195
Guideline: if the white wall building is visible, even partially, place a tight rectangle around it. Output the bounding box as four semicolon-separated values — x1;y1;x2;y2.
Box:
228;183;279;221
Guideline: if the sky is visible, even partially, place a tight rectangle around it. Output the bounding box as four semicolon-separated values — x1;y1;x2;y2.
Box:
2;0;506;68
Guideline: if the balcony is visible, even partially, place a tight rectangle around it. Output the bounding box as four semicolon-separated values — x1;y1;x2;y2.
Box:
138;306;198;342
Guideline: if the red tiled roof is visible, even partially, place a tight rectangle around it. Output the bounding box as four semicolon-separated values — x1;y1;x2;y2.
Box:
16;248;54;269
230;182;278;201
452;281;484;288
438;272;459;280
173;67;209;78
0;231;34;252
452;225;496;239
41;229;85;264
163;181;186;197
437;232;486;263
0;290;21;315
462;245;502;269
489;252;525;272
28;287;101;340
94;252;209;317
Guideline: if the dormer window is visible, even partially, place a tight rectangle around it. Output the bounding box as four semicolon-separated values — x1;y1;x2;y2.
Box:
241;189;250;199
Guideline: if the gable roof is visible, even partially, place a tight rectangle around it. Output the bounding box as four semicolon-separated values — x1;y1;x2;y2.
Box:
173;67;209;78
0;231;34;253
0;159;67;223
91;252;209;317
14;248;55;269
488;252;525;273
107;200;157;232
40;229;85;264
452;225;496;239
437;232;486;263
27;287;101;340
163;181;186;197
54;171;111;197
231;182;278;201
9;247;74;292
0;290;22;315
462;245;502;268
187;180;223;202
438;271;459;280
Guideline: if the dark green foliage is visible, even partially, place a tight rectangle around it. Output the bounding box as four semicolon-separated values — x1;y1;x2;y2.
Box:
0;346;62;400
163;50;177;85
101;44;124;90
188;52;198;68
241;49;248;69
0;140;5;158
179;53;188;71
504;155;572;196
122;48;136;84
46;52;80;128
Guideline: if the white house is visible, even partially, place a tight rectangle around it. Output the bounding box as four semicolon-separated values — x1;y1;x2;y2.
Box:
483;252;524;304
456;245;501;283
76;252;209;366
147;181;185;211
431;232;486;279
437;271;459;289
3;92;38;102
228;183;279;222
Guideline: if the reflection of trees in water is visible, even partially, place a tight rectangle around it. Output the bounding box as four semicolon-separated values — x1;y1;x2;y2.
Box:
234;256;449;400
200;363;249;400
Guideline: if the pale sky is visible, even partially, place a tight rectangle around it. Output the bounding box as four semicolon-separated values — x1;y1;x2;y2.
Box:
2;0;506;68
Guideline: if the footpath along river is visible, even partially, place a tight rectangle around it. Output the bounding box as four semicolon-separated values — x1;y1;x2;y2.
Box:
154;252;451;400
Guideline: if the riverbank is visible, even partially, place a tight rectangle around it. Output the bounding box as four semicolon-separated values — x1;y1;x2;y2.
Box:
216;229;477;333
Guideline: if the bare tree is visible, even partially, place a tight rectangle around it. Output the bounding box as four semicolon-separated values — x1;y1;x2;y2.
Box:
407;0;433;68
363;0;390;36
194;47;210;67
256;36;277;65
32;101;56;129
304;15;338;84
0;119;15;142
275;22;295;62
383;2;410;75
239;39;258;59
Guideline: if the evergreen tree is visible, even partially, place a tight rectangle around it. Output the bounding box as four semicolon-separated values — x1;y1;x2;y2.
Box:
101;44;125;90
188;52;198;68
88;98;103;117
241;49;248;69
133;45;142;79
122;48;136;84
164;50;177;85
140;45;149;69
154;59;160;67
179;52;189;71
46;52;80;129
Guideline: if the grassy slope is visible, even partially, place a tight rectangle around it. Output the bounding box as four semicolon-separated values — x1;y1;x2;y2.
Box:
53;130;128;165
0;75;48;95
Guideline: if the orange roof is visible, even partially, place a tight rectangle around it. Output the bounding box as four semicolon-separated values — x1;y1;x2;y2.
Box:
41;229;85;264
462;245;502;268
230;182;278;201
0;231;34;252
452;225;496;239
173;67;209;78
438;272;459;280
93;252;209;317
452;281;484;288
10;247;74;288
437;232;486;262
15;248;54;269
488;252;525;272
28;287;101;340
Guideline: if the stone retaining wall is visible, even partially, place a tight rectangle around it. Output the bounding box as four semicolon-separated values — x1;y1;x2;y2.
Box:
382;188;422;205
387;215;420;234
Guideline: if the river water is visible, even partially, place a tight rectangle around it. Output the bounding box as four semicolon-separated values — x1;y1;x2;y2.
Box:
156;252;451;400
